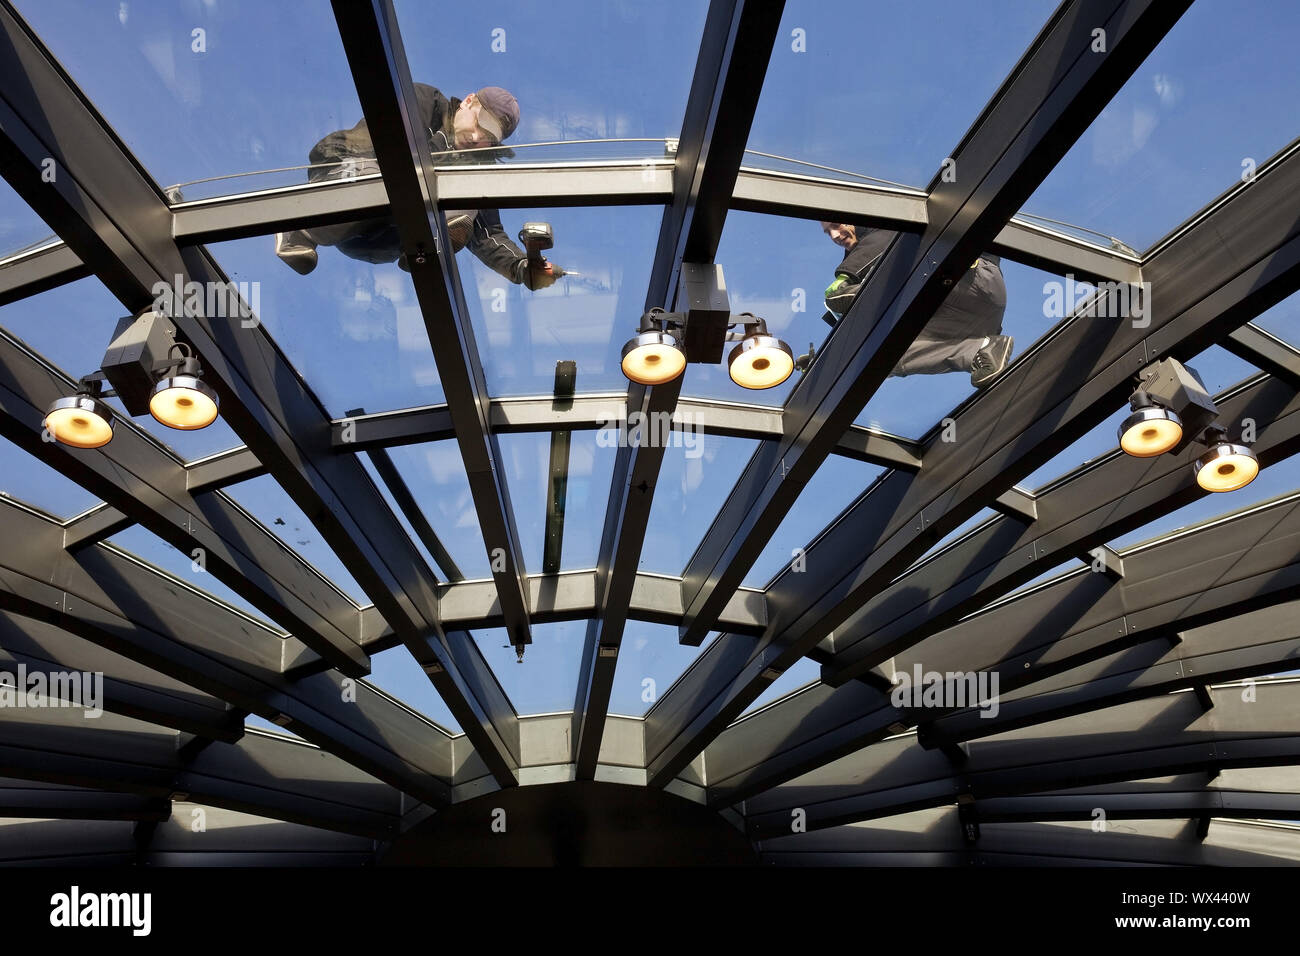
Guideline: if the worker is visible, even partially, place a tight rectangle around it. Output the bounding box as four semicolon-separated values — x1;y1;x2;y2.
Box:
275;84;561;290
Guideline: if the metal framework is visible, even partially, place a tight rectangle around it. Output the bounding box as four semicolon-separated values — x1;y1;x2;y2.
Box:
0;0;1298;865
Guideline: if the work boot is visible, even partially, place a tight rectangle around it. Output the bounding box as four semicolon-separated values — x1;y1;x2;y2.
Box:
275;231;319;276
970;335;1013;388
445;213;473;253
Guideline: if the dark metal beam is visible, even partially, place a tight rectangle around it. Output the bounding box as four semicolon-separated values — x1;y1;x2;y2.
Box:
648;79;1300;787
704;491;1300;806
1225;323;1300;390
743;683;1300;836
0;611;244;740
0;242;88;306
61;504;132;552
573;0;785;778
0;779;170;822
184;446;265;494
330;395;925;470
0;2;520;786
0;709;402;838
675;0;1191;649
0;496;455;806
330;0;532;663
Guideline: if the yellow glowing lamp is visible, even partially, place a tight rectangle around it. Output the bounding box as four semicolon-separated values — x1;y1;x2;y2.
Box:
728;334;793;390
43;394;115;449
150;374;220;430
1118;406;1183;458
621;331;686;386
1194;442;1259;493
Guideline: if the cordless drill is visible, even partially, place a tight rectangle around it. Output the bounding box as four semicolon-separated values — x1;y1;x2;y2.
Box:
518;222;569;278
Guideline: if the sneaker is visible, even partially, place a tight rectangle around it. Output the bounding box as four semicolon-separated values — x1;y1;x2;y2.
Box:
275;231;318;276
970;335;1013;388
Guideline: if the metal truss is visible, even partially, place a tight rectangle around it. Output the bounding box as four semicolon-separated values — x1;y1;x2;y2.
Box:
0;0;1298;864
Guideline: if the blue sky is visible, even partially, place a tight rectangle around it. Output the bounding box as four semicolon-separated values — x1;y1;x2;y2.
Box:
1;0;1298;731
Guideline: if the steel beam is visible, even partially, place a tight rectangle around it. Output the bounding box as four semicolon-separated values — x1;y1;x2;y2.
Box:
648;76;1300;787
0;241;87;306
1225;323;1300;391
744;682;1300;836
330;0;532;663
0;708;402;838
0;779;170;822
573;0;785;777
705;491;1300;806
0;2;520;785
0;496;455;806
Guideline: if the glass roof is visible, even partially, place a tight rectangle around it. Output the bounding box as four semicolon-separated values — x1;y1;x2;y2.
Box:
4;0;1300;871
1021;0;1300;252
742;0;1058;188
0;178;56;259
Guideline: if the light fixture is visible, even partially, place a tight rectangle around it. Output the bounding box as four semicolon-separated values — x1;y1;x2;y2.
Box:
1193;426;1259;493
727;314;793;390
43;376;115;449
1118;390;1182;457
149;343;219;430
1117;358;1217;459
621;308;686;386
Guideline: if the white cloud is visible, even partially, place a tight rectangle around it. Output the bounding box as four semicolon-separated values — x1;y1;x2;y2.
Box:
1152;73;1183;108
1089;105;1159;169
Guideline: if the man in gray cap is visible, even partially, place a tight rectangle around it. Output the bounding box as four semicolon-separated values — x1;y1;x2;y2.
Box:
275;84;561;289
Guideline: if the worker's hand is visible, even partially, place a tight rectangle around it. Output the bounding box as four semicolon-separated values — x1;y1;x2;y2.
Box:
519;258;560;290
824;274;860;317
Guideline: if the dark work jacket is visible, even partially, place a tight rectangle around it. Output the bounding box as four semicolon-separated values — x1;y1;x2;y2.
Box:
308;84;528;282
824;226;1006;336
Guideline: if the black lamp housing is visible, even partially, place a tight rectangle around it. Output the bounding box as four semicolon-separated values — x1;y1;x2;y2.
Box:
1130;357;1219;456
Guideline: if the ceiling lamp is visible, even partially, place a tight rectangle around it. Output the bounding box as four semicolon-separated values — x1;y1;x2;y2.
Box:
150;343;219;430
1117;358;1217;459
1193;426;1259;493
1118;390;1182;457
621;308;686;386
43;377;114;449
727;314;793;390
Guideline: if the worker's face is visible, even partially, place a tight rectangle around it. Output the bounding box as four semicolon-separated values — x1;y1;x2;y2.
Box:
822;222;857;250
452;94;500;149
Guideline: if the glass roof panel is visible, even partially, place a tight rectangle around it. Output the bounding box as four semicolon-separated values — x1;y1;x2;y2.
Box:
0;278;244;462
639;433;759;576
473;621;583;716
209;237;443;418
1022;0;1300;252
367;647;462;734
1108;450;1300;552
0;437;101;520
0;178;56;258
852;254;1058;439
219;475;365;604
380;441;490;579
743;456;885;587
610;624;714;718
497;431;615;572
1251;291;1300;349
742;0;1058;188
356;452;449;581
740;657;821;717
463;206;660;399
12;0;365;198
105;524;278;628
393;0;708;160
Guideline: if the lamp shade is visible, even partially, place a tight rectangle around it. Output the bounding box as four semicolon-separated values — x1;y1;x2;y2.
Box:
43;395;114;448
1194;442;1259;492
728;334;793;390
1118;406;1182;457
150;374;219;430
621;331;685;386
